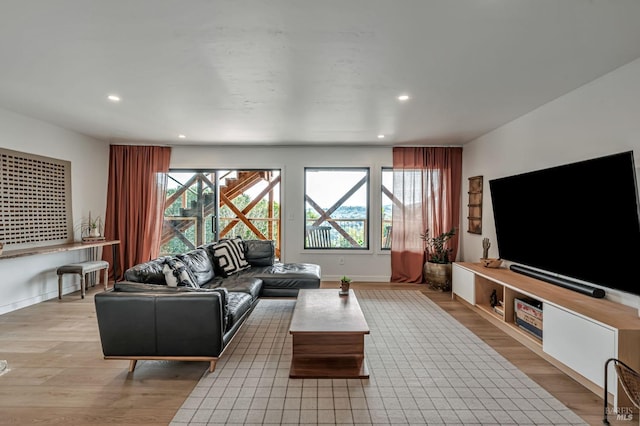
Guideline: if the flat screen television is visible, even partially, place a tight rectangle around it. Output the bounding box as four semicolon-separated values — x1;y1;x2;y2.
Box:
489;151;640;296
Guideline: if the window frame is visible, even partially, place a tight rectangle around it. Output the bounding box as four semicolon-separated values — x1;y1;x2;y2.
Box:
381;166;393;251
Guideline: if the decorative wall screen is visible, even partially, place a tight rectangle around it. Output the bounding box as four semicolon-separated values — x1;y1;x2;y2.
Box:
0;148;72;248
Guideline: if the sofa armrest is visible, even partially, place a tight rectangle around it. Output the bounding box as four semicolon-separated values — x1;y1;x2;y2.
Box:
113;281;174;292
94;291;225;358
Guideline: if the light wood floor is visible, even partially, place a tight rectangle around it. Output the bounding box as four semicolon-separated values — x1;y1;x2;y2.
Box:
0;282;623;425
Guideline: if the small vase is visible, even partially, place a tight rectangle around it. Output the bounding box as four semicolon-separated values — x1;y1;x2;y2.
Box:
340;281;350;295
90;227;100;237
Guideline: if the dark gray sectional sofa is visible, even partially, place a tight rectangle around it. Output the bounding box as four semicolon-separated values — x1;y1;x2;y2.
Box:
94;239;320;373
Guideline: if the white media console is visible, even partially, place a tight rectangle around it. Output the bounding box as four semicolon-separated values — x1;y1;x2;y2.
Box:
452;262;640;409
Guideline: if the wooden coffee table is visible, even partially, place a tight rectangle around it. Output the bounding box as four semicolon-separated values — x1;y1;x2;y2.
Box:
289;289;370;378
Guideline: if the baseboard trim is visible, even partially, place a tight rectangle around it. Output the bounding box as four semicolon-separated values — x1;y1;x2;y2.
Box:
323;275;390;283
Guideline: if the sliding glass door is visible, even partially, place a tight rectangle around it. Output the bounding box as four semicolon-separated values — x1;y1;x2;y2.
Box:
161;169;281;257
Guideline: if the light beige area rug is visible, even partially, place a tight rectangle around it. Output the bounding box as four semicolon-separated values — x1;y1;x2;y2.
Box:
171;290;586;425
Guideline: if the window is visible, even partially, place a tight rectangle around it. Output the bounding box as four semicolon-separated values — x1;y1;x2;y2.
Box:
304;168;369;249
381;167;393;250
162;169;281;256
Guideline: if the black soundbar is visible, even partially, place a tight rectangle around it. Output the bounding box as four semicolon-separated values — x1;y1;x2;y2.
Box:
510;264;605;298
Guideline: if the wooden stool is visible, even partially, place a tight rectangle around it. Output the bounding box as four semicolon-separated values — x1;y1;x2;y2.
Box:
57;260;109;299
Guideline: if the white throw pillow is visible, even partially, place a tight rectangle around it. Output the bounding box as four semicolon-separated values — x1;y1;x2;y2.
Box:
162;258;198;288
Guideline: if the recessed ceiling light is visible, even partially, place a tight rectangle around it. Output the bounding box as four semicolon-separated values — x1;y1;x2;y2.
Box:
377;134;385;139
178;134;186;139
107;94;121;102
397;94;410;101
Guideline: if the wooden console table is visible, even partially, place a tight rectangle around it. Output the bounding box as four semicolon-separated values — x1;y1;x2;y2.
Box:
289;289;370;378
0;240;120;282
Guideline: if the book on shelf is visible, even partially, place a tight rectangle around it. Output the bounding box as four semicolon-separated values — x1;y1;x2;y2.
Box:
493;304;504;316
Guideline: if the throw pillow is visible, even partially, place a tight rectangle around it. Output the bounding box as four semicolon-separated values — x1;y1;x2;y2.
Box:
162;258;199;288
212;237;250;276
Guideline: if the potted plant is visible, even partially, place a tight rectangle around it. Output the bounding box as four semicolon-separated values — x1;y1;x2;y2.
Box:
88;216;102;237
339;275;351;295
77;212;103;240
419;227;456;291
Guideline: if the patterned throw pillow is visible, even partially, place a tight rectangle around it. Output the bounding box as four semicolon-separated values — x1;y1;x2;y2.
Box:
212;237;250;276
162;258;199;288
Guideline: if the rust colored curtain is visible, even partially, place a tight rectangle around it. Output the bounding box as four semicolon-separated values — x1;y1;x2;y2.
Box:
102;145;171;280
390;147;462;283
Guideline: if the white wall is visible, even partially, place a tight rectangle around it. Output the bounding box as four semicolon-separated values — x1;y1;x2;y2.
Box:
170;145;393;282
0;108;109;314
461;57;640;308
5;57;639;311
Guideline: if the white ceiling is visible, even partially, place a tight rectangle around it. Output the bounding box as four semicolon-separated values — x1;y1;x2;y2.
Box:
1;1;640;147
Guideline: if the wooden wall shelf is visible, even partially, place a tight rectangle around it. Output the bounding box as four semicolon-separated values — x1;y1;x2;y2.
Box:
0;240;120;260
0;240;121;281
467;176;483;234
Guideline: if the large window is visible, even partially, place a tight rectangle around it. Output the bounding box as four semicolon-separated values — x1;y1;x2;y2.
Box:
162;169;281;256
381;167;393;250
304;168;369;249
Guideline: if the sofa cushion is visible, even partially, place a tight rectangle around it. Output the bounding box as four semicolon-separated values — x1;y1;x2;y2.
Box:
244;263;320;287
244;239;275;266
163;258;199;288
177;248;215;287
219;277;262;300
226;292;253;329
123;256;172;284
212;237;250;276
235;263;321;297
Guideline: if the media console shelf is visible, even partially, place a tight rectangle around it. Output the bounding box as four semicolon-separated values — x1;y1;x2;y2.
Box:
452;262;640;410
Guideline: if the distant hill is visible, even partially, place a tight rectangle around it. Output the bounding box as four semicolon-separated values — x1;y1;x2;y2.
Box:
307;205;392;219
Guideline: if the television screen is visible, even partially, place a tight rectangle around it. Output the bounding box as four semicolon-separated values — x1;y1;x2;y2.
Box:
489;151;640;296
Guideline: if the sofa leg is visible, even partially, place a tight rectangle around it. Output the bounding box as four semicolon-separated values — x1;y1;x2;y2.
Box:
129;360;137;372
209;360;216;373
